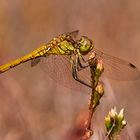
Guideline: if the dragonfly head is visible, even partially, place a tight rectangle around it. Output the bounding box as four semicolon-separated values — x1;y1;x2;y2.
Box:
78;36;94;55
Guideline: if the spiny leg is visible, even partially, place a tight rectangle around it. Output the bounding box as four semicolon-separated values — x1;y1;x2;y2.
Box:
71;56;92;88
73;54;89;71
72;64;92;88
77;52;96;71
77;56;89;70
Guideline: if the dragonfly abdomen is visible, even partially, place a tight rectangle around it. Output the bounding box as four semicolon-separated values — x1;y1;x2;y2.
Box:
0;48;46;73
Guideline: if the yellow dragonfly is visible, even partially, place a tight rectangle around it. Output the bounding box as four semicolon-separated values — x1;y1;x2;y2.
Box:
0;30;139;89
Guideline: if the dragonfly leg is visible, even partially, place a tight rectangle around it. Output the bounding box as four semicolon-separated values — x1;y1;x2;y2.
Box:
77;57;89;70
73;54;89;71
77;51;97;71
71;59;92;88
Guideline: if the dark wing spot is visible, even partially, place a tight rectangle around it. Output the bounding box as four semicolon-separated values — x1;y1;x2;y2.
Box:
31;58;41;67
129;63;136;69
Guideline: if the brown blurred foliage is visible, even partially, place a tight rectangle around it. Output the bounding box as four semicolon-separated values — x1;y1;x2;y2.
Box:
0;0;140;140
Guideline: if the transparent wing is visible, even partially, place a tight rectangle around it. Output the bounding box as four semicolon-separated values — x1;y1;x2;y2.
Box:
94;49;140;81
39;55;91;92
67;30;79;39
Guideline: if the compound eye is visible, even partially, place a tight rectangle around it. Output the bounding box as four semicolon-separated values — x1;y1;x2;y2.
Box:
78;37;94;55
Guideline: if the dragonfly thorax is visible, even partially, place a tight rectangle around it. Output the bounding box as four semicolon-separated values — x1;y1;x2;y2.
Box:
77;36;94;55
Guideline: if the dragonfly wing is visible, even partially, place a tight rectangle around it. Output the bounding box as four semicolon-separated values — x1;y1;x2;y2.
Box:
68;30;79;39
39;55;91;92
94;49;140;81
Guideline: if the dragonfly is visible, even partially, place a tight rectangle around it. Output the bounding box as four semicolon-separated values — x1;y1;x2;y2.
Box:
0;30;139;89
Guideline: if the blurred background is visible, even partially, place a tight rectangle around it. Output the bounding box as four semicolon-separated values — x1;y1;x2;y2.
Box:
0;0;140;139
